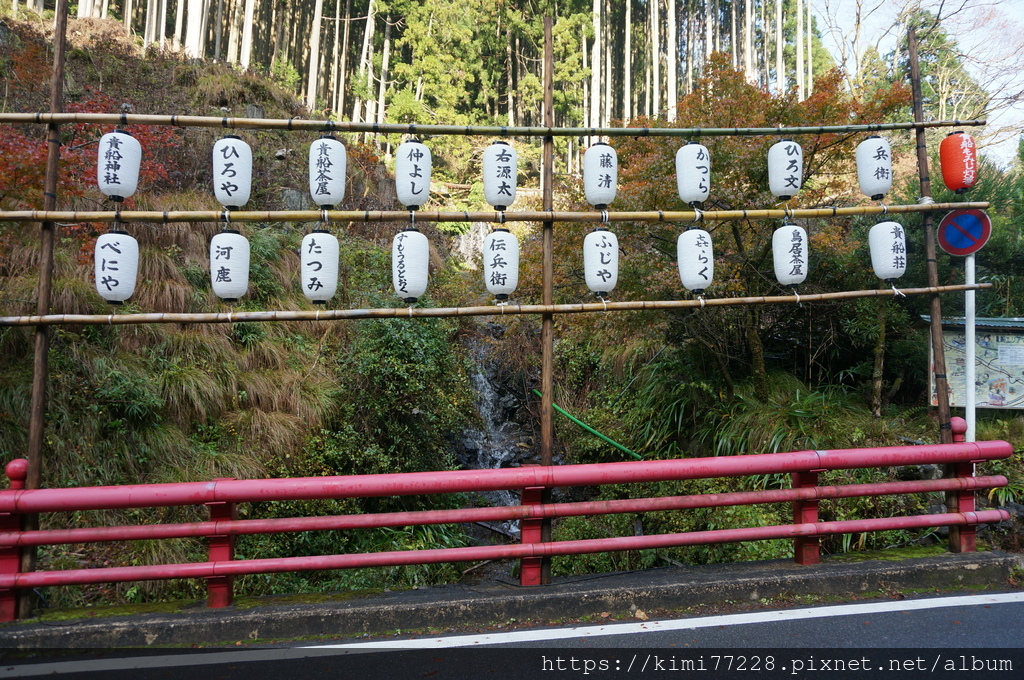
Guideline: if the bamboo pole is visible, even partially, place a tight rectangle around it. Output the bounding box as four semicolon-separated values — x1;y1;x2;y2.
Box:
0;112;986;138
0;202;989;225
0;284;990;328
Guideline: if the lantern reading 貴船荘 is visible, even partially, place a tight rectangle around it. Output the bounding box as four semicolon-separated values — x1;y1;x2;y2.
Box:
97;130;142;203
94;231;139;304
308;136;347;208
395;140;432;209
300;231;340;304
869;221;908;282
213;136;253;209
583;142;618;208
482;142;518;210
677;228;715;293
768;140;803;200
210;230;250;301
392;228;429;302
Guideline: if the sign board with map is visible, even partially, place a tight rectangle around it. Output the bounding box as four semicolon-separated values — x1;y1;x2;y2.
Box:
931;323;1024;409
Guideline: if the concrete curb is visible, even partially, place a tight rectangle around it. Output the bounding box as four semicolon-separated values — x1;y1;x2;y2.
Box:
0;551;1019;648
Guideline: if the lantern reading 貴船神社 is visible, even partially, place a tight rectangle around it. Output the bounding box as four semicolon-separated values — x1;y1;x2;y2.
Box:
97;130;142;203
94;231;139;304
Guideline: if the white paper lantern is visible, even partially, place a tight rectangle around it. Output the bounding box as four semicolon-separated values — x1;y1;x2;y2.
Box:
308;136;347;208
869;221;907;282
583;142;617;208
97;130;142;202
94;231;139;304
301;231;340;303
773;224;808;286
392;228;429;302
768;139;803;200
856;136;893;200
483;229;519;299
213;136;253;209
583;228;619;295
675;142;711;205
677;228;715;293
395;140;432;209
482;142;518;210
210;230;250;301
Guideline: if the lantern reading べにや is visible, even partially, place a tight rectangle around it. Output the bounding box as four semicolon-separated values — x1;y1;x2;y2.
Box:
94;231;139;304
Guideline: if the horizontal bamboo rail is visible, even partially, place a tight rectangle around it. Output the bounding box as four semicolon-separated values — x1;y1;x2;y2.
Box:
0;284;991;327
0;202;990;225
0;113;986;137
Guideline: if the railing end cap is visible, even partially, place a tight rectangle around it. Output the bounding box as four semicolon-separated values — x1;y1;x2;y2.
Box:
5;459;28;485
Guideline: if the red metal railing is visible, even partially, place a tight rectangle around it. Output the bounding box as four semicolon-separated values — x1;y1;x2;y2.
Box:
0;418;1011;621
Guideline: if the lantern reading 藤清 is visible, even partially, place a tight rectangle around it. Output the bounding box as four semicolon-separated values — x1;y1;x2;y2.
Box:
583;142;618;209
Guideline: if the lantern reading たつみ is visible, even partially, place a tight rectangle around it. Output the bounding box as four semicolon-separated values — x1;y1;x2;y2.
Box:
676;142;711;205
772;225;808;286
482;142;518;210
856;136;892;200
97;130;142;203
483;229;519;299
395;140;432;209
939;131;977;194
392;229;429;302
308;136;347;208
213;136;253;209
869;221;907;282
301;231;340;304
677;229;714;293
210;230;250;301
768;140;803;200
583;142;618;208
94;231;139;304
583;228;619;296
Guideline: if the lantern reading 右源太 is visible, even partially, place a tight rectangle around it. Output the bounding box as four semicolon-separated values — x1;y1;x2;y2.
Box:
772;224;808;286
675;142;711;205
856;136;892;200
392;228;429;302
97;130;142;203
939;131;977;194
482;142;518;210
94;231;139;304
300;231;340;304
869;221;907;282
768;139;803;200
677;228;715;293
395;140;432;209
213;136;253;209
483;229;519;299
583;228;619;296
583;142;617;208
308;136;347;209
210;230;250;301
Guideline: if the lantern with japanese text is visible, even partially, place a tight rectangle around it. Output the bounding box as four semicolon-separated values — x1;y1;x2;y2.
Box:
939;131;977;194
675;142;711;205
772;224;808;286
482;142;518;210
768;139;803;200
213;136;252;209
392;228;429;302
583;142;617;208
94;231;139;304
300;231;340;304
856;136;892;200
97;130;142;203
395;140;432;209
308;136;347;208
210;230;250;301
483;229;519;299
583;227;619;296
677;228;715;293
868;221;907;282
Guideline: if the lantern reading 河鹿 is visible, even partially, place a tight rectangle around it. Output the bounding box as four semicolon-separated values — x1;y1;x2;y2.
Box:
483;229;519;299
677;228;715;293
395;140;432;209
301;231;340;304
308;136;347;209
97;130;142;203
675;142;711;205
772;224;808;286
213;136;253;209
856;136;892;200
482;142;518;210
94;231;139;304
939;131;977;194
210;230;250;301
583;228;619;296
768;139;803;200
869;221;908;282
583;142;618;208
392;228;429;302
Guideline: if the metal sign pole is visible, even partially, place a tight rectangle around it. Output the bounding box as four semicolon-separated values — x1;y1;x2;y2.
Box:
965;254;976;442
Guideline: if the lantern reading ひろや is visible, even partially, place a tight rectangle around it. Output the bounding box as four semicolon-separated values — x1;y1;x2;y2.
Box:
97;130;142;203
210;230;250;301
94;231;139;304
677;228;715;293
395;140;432;209
583;142;617;208
213;136;252;209
869;221;908;282
301;231;340;304
675;142;711;205
483;229;519;299
308;136;347;208
772;224;808;286
939;131;977;194
768;140;803;200
583;228;619;296
482;142;518;210
392;228;429;302
856;136;892;200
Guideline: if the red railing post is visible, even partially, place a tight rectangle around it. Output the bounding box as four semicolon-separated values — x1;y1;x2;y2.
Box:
1;459;28;621
520;470;544;586
792;470;820;565
948;417;977;553
206;480;236;608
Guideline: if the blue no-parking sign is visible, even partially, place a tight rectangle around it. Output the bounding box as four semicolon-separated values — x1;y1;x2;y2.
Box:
937;209;991;256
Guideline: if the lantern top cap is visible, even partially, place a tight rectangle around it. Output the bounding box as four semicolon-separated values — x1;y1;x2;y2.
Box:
491;140;510;146
318;133;339;140
947;130;965;136
591;141;611;147
107;129;134;136
222;134;242;140
866;134;881;139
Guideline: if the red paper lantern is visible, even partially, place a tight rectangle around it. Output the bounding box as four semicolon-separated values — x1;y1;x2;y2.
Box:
939;131;977;194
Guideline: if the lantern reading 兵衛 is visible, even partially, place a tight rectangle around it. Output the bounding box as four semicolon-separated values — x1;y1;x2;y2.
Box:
856;136;892;200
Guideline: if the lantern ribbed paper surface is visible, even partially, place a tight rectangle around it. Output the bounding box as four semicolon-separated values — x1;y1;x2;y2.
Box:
677;228;715;293
97;130;142;202
939;131;978;194
210;231;250;301
768;140;803;200
395;140;432;209
213;136;253;209
482;142;518;210
393;228;429;302
301;231;340;303
94;231;139;303
483;229;519;299
675;142;711;205
772;225;808;286
856;136;892;200
583;228;619;295
869;221;908;281
308;136;347;208
583;142;617;208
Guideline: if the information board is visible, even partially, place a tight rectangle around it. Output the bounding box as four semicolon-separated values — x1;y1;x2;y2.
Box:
931;330;1024;409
